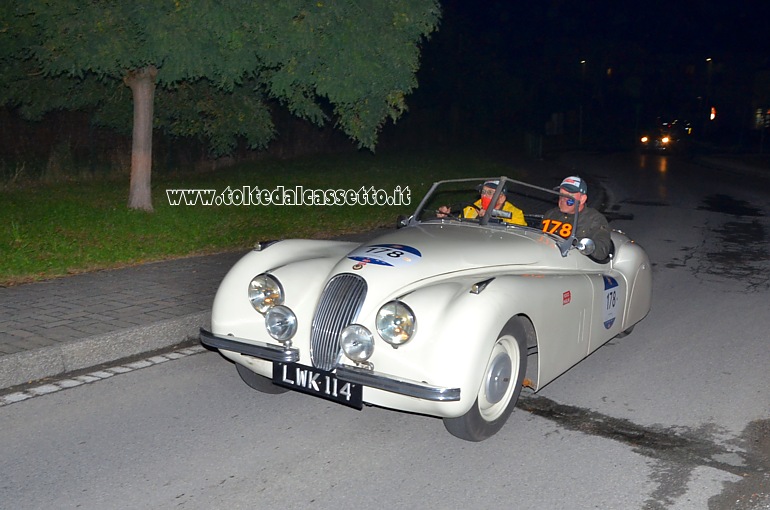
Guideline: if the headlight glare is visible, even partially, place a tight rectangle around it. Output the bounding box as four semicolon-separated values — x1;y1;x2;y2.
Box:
376;301;416;346
340;324;375;362
248;274;283;313
265;305;297;341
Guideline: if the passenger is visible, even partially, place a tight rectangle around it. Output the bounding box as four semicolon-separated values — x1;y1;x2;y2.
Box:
541;175;612;261
438;180;526;226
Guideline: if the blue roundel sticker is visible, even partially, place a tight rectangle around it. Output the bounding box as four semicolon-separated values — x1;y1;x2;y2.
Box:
347;244;422;267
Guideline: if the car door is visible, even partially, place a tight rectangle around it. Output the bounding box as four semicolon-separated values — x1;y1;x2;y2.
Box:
574;251;628;352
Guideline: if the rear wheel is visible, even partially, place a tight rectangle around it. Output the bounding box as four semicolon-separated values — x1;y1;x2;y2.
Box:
236;363;289;394
443;318;528;441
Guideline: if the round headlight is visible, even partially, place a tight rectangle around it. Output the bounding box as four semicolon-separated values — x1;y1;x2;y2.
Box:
376;301;416;347
265;305;297;341
340;324;375;362
248;274;283;314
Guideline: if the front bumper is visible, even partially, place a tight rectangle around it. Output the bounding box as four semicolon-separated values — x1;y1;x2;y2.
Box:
200;328;461;402
200;328;298;363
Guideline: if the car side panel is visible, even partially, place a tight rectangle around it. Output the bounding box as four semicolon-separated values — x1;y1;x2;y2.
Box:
498;274;595;388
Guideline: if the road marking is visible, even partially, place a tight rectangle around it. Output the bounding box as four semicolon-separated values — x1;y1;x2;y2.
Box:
0;345;206;407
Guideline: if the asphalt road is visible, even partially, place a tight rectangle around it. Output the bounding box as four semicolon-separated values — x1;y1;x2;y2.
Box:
1;151;768;509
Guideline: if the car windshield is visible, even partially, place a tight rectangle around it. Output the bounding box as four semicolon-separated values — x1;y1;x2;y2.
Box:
414;177;551;224
410;177;579;254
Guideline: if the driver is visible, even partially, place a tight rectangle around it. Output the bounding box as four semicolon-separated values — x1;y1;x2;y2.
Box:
437;180;526;225
541;176;612;261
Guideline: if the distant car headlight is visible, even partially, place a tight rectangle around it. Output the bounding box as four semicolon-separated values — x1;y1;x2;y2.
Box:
640;136;649;143
376;301;416;347
265;305;297;341
661;136;670;144
248;274;283;314
340;324;375;362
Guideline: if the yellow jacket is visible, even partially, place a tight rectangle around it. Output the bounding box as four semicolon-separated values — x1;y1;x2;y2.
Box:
463;200;526;226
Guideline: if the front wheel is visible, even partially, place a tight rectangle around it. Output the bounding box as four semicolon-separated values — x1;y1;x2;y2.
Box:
443;318;528;441
236;363;289;394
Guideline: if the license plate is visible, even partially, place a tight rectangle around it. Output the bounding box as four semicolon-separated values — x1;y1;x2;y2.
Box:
272;362;363;409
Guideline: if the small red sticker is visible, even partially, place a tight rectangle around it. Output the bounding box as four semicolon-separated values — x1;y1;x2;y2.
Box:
563;291;571;305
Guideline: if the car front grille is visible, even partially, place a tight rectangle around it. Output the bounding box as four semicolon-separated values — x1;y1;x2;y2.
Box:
310;273;367;371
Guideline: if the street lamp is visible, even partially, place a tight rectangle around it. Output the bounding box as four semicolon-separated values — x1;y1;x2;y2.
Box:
702;58;714;135
706;57;713;93
579;60;586;147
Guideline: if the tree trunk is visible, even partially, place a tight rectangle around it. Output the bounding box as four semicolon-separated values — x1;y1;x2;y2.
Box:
124;66;158;212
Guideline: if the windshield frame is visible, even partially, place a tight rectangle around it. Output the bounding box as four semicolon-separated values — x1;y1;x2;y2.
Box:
407;176;580;257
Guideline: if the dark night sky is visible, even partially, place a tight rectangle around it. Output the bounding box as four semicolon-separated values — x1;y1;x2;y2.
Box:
443;1;770;58
405;1;770;145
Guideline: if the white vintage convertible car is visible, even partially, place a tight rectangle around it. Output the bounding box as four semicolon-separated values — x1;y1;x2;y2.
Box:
200;177;652;441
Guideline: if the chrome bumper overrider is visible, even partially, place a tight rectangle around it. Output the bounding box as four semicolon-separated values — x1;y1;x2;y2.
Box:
200;329;299;363
200;329;461;402
335;364;461;402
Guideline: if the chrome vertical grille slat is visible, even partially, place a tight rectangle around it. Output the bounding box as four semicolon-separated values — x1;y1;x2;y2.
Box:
310;274;367;371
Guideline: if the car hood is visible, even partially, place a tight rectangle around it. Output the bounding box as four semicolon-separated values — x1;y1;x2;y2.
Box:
330;222;554;284
262;223;562;313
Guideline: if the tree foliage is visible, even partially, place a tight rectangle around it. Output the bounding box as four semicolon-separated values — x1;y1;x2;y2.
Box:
1;1;440;152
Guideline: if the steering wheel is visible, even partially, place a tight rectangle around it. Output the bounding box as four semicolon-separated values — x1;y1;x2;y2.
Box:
435;202;479;220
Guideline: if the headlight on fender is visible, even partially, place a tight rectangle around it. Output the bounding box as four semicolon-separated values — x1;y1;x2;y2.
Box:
248;274;283;314
340;324;375;362
265;305;297;341
376;301;416;347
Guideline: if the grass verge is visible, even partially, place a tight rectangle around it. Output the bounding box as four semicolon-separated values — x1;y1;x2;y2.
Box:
1;147;515;286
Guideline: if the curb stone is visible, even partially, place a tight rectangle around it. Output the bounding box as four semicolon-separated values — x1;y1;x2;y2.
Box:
0;312;209;390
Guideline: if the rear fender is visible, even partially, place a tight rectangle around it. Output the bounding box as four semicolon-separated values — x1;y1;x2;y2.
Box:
611;239;652;329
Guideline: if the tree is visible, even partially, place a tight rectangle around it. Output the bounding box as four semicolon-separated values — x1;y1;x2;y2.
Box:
0;1;440;211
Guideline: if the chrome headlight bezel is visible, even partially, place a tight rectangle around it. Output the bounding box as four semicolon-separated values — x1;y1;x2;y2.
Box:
265;305;297;341
340;324;375;363
376;301;416;347
248;274;284;314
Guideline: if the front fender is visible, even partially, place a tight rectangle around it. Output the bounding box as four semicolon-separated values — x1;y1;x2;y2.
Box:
210;239;357;335
358;277;523;417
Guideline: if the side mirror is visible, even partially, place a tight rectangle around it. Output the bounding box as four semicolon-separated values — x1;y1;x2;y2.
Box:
575;238;595;256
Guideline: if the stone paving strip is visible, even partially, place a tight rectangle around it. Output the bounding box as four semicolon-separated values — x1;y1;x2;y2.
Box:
0;345;206;407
